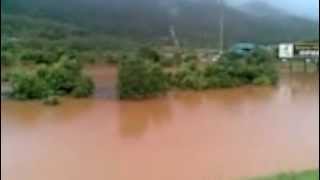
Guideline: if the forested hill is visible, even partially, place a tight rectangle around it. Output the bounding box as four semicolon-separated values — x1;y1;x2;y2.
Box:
1;0;319;48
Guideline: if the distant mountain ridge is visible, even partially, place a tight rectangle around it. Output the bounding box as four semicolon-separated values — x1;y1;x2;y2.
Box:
1;0;319;47
235;1;289;18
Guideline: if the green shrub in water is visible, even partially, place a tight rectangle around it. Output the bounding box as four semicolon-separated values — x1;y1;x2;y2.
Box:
253;75;272;86
117;48;279;99
173;62;208;90
118;57;169;99
171;48;279;90
7;56;95;101
71;75;95;97
8;69;49;100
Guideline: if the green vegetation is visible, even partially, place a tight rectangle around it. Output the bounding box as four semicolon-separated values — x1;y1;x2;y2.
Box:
1;14;138;67
6;55;94;102
253;75;273;86
118;48;279;99
1;0;318;73
7;69;50;100
0;0;314;103
172;49;279;90
138;47;161;63
118;56;169;99
1;51;17;66
249;170;319;180
172;61;208;90
3;35;278;101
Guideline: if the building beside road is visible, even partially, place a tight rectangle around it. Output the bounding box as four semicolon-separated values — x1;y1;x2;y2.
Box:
278;41;319;60
295;41;319;59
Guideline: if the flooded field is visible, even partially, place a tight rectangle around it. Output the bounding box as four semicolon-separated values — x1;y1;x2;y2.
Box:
1;66;319;180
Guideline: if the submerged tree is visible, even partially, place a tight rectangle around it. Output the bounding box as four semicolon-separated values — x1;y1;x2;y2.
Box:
118;57;169;99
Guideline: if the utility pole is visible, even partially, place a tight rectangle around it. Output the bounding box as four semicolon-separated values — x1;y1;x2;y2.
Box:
170;25;180;49
219;0;225;55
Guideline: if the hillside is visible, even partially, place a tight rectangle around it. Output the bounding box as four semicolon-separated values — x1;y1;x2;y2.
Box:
235;0;290;18
1;0;319;48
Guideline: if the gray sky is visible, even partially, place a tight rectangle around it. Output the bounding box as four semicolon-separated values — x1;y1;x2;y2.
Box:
228;0;319;19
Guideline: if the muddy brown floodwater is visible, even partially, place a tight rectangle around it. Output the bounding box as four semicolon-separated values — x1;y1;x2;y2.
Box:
1;65;319;180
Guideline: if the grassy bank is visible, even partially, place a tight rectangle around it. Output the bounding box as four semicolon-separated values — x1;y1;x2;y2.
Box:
249;170;319;180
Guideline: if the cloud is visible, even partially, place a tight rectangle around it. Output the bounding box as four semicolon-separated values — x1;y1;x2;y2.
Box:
227;0;319;19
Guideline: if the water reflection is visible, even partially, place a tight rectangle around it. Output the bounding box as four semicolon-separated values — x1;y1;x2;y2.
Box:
1;99;96;127
1;71;319;180
1;102;43;125
278;73;319;103
172;86;276;117
118;99;173;138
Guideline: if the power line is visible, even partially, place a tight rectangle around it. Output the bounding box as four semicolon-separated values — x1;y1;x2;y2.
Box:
219;0;225;54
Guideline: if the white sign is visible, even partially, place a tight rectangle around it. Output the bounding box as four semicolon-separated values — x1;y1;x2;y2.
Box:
279;43;294;58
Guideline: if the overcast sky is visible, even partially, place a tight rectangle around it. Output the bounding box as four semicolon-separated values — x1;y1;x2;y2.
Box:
227;0;319;19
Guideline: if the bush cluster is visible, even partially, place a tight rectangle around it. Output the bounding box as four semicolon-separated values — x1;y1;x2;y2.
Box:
118;57;169;99
7;56;95;101
172;48;279;90
118;48;279;99
172;62;208;90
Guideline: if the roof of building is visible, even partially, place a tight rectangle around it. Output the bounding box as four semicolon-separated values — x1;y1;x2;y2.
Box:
232;43;256;49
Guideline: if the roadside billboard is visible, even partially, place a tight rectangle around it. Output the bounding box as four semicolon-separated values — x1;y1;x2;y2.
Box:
279;43;294;59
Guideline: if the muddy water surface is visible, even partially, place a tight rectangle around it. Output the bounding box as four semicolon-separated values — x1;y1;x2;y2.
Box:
1;67;319;180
